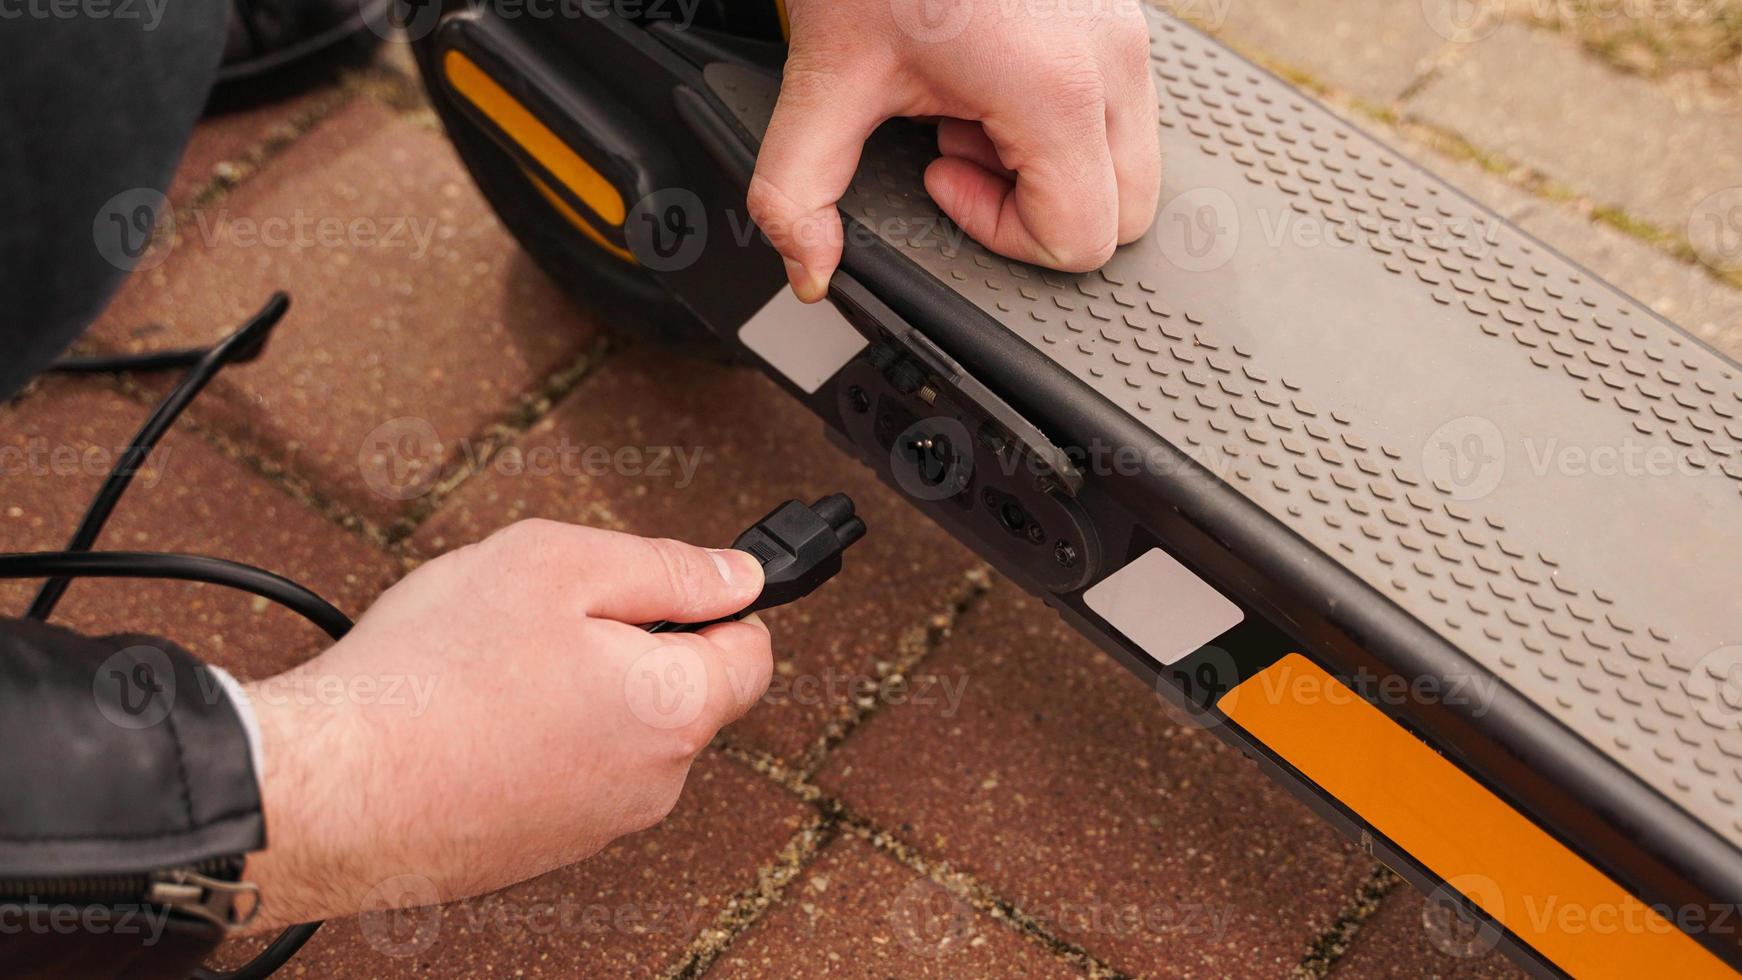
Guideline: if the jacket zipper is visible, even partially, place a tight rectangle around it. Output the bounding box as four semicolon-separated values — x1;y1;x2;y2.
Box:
0;858;259;930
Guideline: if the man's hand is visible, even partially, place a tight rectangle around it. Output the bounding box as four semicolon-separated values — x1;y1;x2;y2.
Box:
748;0;1161;301
239;520;771;931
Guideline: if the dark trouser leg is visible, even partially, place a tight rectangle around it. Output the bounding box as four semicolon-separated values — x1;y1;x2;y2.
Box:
0;0;229;400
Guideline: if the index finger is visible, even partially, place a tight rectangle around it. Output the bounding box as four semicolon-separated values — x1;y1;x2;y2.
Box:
924;95;1121;272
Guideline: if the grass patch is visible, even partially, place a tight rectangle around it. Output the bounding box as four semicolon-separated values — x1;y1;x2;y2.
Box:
1509;0;1742;87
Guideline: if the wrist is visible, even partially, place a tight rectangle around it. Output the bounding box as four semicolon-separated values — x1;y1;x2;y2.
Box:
238;672;377;933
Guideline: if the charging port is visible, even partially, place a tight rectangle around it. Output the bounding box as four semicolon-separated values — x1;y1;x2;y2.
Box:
983;487;1045;545
905;433;954;488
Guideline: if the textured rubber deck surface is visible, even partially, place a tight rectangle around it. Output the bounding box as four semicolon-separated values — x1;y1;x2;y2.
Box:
705;8;1742;851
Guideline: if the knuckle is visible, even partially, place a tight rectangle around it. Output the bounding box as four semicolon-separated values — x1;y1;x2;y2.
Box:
745;174;795;228
1035;50;1107;114
1048;232;1119;272
780;54;843;100
490;518;564;561
1112;24;1151;77
645;537;710;618
667;718;717;762
630;783;684;833
1109;5;1150;48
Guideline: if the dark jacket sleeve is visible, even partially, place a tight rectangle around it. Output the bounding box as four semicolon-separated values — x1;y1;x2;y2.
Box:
0;617;264;980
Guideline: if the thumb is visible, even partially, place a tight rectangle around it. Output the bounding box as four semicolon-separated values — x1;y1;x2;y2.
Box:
747;53;893;303
528;525;764;624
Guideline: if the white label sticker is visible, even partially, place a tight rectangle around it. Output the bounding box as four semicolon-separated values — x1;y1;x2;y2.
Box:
737;286;867;394
1083;548;1244;665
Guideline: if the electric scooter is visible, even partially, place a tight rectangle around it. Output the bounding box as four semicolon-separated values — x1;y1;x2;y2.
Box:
402;3;1742;974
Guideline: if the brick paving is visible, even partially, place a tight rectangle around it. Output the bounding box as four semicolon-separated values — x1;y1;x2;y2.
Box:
249;751;812;978
708;836;1082;978
0;376;400;680
6;6;1739;977
813;580;1375;978
1332;885;1524;980
87;97;603;532
1407;24;1742;233
1210;0;1445;103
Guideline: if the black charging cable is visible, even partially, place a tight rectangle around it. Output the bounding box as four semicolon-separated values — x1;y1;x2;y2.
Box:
47;336;272;375
4;294;867;979
27;293;289;621
645;494;865;633
4;292;330;978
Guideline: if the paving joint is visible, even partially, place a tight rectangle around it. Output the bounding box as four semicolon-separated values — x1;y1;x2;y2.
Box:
1512;6;1742;98
99;371;401;555
1394;36;1475;104
789;563;994;780
1290;864;1403;977
660;812;839;980
167;57;430;231
389;332;616;547
173;86;356;225
713;742;1129;979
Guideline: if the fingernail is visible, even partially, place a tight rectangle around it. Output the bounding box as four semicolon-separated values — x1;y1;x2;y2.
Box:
784;258;828;303
709;549;758;587
741;612;768;631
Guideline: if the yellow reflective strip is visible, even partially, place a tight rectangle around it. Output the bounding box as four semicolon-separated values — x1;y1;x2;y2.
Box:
443;49;627;227
522;169;637;265
1222;654;1732;979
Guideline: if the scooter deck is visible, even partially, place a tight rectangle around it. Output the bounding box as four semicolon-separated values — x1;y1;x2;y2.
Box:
414;5;1742;973
701;8;1742;968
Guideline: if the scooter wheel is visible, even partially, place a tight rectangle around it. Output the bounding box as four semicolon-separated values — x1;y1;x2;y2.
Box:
408;26;729;357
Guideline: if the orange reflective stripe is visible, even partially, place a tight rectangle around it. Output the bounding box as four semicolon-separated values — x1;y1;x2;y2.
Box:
442;49;626;227
522;169;637;265
1222;654;1732;979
